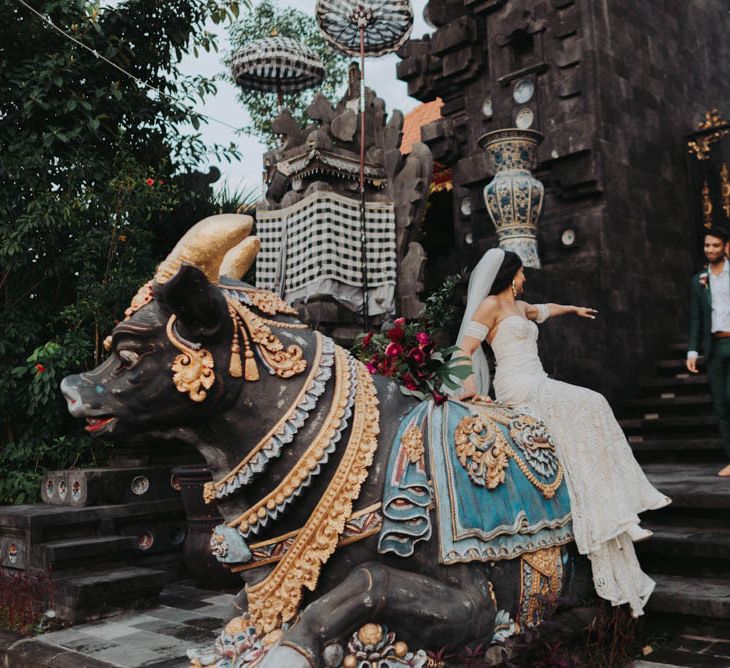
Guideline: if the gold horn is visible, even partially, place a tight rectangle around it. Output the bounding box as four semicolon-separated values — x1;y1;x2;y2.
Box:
154;214;254;284
220;236;261;281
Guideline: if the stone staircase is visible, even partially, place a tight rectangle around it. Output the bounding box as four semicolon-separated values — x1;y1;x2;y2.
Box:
619;342;730;667
0;487;187;623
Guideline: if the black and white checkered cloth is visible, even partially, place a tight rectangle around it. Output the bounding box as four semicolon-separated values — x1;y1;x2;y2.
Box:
231;36;325;93
257;191;396;314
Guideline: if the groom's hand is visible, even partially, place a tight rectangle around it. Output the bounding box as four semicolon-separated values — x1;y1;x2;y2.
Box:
686;357;699;373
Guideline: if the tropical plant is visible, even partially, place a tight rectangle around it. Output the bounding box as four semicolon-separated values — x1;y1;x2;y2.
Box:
226;0;350;146
0;0;248;504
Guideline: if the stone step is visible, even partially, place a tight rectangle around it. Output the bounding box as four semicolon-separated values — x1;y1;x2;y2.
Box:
649;574;730;622
41;535;136;569
639;526;730;579
654;358;701;374
622;394;714;413
0;499;185;571
629;437;726;464
640;526;730;561
638;374;710;394
55;566;169;623
619;414;718;435
644;463;730;511
0;498;183;533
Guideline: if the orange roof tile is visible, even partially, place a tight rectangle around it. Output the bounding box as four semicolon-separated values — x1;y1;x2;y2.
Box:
400;98;443;154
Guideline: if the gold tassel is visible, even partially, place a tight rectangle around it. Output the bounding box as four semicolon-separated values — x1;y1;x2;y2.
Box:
228;306;243;378
241;326;259;381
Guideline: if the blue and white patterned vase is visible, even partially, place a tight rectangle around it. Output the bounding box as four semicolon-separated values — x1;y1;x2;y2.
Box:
479;128;544;268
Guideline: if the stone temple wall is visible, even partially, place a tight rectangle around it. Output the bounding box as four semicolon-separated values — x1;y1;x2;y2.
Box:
398;0;730;397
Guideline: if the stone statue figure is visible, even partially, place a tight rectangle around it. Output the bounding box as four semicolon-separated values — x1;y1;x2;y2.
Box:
62;215;595;668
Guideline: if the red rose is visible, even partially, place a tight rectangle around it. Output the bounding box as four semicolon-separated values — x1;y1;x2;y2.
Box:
365;362;377;374
416;332;431;347
145;177;155;186
402;372;419;391
387;326;404;342
363;331;374;347
408;347;425;364
385;342;403;358
394;317;406;327
35;363;46;373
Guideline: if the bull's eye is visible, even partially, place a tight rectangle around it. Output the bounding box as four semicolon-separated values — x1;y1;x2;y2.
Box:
118;349;140;368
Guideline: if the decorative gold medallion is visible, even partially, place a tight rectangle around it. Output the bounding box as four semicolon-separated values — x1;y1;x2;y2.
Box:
455;411;564;499
454;415;510;490
401;423;425;464
166;315;215;402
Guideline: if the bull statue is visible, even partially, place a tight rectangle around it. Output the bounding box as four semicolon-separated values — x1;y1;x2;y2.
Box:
62;215;593;668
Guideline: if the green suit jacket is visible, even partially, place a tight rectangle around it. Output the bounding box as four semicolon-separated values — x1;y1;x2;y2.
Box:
689;268;730;362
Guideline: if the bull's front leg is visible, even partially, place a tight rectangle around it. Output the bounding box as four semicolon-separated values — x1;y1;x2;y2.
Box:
260;562;496;668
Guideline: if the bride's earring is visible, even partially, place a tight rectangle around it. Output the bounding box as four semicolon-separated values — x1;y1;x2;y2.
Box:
511;280;518;297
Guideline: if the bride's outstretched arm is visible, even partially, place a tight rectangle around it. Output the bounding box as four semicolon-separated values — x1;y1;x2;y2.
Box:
524;302;597;321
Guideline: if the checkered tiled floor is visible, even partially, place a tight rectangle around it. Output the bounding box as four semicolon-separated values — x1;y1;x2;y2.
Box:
36;583;234;667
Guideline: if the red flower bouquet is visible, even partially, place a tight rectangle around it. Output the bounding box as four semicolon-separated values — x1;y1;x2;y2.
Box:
353;318;471;404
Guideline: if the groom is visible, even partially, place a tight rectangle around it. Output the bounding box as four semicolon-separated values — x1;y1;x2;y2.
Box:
687;227;730;477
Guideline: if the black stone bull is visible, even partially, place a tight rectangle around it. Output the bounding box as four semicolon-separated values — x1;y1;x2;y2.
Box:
61;215;593;667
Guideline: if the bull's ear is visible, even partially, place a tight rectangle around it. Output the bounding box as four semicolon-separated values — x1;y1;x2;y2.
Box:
155;264;229;342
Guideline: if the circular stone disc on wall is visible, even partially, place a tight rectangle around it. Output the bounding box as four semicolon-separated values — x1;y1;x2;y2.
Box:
513;79;535;104
515;108;534;129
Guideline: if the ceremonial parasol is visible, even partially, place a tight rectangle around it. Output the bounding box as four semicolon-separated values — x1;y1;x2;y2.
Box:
316;0;413;329
231;34;325;111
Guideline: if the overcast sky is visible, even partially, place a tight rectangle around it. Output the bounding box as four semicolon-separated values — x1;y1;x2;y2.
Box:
178;0;432;194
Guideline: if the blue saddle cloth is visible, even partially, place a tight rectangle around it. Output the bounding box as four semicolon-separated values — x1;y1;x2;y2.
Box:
378;399;573;563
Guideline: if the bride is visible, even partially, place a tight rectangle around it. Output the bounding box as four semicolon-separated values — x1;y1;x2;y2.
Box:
455;247;671;617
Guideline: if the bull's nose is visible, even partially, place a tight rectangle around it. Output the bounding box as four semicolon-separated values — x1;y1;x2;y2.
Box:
60;377;85;416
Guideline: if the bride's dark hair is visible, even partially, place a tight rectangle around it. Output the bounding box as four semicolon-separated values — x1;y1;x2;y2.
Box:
489;250;523;295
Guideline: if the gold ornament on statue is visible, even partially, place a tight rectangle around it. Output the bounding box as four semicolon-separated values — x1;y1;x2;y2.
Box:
357;623;384;646
229;299;306;379
401;423;424;464
166;315;215;402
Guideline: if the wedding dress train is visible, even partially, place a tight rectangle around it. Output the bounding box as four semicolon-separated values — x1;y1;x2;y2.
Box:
490;315;671;616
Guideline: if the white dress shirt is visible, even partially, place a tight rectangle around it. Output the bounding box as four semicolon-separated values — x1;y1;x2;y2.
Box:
688;259;730;359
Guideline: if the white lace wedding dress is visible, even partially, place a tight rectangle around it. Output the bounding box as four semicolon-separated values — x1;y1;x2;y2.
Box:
490;315;671;616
